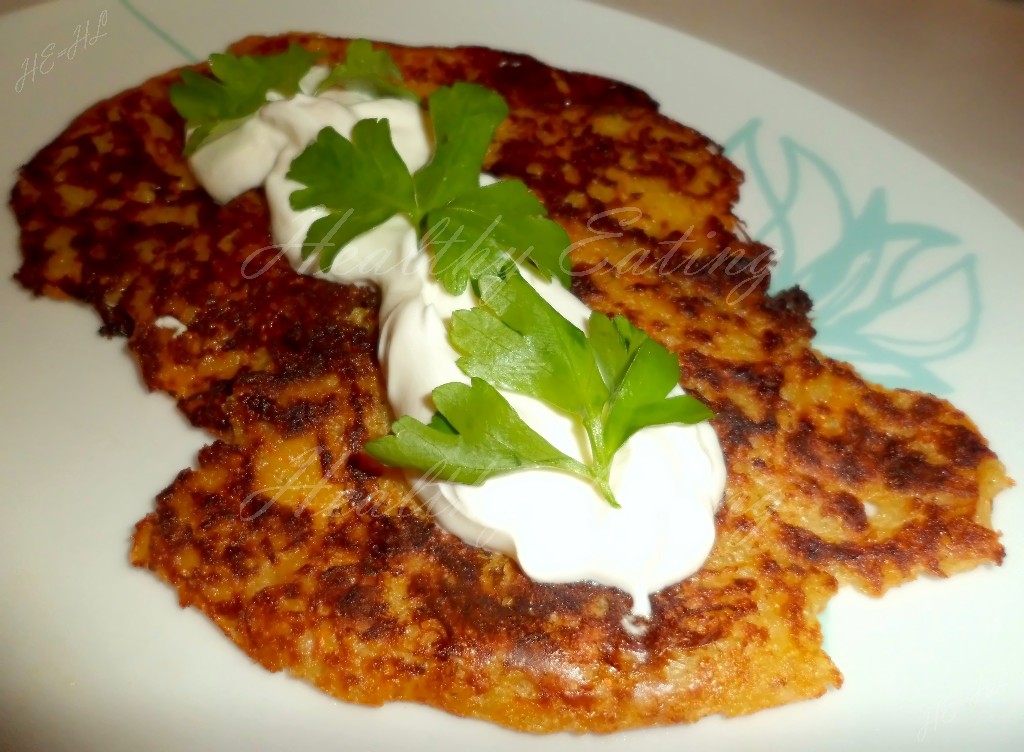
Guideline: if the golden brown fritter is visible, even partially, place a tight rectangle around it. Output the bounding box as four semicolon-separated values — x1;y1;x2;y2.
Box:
9;33;1009;733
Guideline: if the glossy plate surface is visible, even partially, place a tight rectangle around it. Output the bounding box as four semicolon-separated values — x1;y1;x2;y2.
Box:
1;1;1021;749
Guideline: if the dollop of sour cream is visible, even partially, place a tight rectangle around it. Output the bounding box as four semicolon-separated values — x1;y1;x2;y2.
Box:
188;69;727;617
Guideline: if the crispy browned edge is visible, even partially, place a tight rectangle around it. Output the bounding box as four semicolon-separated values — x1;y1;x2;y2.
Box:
9;33;1010;733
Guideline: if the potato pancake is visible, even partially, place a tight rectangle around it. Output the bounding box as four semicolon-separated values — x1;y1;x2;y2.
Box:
9;33;1009;733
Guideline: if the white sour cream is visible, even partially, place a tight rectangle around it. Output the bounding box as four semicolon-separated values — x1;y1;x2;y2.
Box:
187;72;727;617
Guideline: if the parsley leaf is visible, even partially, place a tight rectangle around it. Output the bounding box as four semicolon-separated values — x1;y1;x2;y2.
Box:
589;312;715;457
287;120;415;269
364;378;589;485
427;181;573;294
415;84;569;292
316;39;418;101
413;83;508;210
450;273;603;419
170;44;321;155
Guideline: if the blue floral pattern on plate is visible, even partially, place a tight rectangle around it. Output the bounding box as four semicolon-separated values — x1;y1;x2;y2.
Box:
724;118;981;395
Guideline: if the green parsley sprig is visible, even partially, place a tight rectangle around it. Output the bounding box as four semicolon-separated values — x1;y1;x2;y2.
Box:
365;273;715;506
314;39;417;100
170;40;418;157
171;44;322;155
365;377;593;487
287;82;571;289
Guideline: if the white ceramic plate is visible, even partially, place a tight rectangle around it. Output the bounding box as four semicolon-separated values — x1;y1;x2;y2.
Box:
2;1;1022;750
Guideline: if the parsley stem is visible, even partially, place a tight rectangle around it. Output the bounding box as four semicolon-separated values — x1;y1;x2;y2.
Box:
581;412;619;508
592;472;620;509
